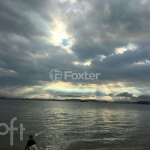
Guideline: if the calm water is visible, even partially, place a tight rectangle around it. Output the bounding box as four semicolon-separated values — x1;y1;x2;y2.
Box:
0;100;150;150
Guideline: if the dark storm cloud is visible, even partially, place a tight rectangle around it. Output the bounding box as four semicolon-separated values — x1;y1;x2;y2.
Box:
108;93;114;97
0;1;47;38
137;95;150;100
116;92;133;98
110;92;150;101
66;0;150;60
0;0;76;89
89;46;150;83
0;0;150;98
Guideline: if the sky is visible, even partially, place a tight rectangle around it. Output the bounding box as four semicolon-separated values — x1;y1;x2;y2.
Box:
0;0;150;101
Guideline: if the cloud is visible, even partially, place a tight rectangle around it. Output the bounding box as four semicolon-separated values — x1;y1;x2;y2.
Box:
0;0;150;99
116;92;133;98
137;95;150;100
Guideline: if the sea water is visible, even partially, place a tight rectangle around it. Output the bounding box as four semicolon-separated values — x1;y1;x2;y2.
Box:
0;99;150;150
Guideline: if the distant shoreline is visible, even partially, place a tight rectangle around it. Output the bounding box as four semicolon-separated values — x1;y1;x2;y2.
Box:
0;97;150;105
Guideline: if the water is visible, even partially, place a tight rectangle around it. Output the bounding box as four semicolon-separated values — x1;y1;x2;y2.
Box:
0;99;150;150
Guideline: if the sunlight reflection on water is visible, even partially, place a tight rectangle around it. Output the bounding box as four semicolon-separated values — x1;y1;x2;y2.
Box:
0;100;150;150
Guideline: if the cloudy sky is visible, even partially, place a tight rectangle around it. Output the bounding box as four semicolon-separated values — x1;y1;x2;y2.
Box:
0;0;150;101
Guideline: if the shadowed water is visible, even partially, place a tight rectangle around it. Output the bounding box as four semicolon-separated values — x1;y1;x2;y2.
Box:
0;99;150;150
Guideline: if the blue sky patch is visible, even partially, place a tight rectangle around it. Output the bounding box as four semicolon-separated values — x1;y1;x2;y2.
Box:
61;38;69;46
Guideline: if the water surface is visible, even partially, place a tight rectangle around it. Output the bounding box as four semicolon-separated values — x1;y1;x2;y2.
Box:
0;100;150;150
